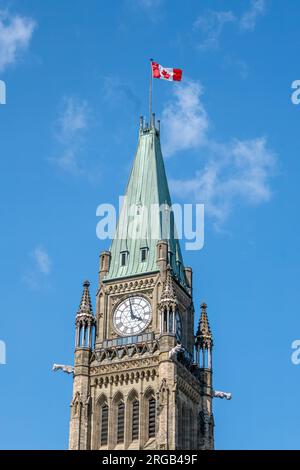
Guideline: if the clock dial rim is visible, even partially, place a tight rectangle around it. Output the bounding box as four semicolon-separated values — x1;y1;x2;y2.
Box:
113;296;152;336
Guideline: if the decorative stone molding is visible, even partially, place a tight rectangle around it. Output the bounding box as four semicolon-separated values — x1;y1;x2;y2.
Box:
90;356;160;376
71;391;82;417
177;375;200;403
91;368;157;388
90;340;159;365
104;277;155;296
174;286;192;308
110;289;154;308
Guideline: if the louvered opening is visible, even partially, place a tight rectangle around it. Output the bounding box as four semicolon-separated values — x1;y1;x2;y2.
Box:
117;402;125;443
148;397;156;438
100;404;108;446
132;399;139;440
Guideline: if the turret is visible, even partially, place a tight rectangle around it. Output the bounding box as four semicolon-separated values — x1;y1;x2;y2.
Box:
75;280;96;349
69;280;95;450
99;251;111;285
195;302;214;450
158;266;178;335
195;302;213;369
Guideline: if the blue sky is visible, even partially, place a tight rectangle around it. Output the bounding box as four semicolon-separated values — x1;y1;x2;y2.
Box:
0;0;300;450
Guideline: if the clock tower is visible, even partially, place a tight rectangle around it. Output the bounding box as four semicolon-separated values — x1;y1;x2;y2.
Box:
68;115;215;450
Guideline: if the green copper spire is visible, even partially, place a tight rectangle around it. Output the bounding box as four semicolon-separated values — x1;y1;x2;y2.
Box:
104;117;186;286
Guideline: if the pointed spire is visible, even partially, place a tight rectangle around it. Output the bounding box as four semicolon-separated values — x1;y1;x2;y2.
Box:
104;118;186;287
75;280;95;349
159;265;178;306
77;280;94;317
196;302;213;348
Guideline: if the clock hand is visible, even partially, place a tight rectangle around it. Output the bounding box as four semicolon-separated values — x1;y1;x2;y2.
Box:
128;298;135;319
129;299;143;321
132;306;143;321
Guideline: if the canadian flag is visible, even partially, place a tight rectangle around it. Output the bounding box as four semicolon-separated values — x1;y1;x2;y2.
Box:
151;61;182;82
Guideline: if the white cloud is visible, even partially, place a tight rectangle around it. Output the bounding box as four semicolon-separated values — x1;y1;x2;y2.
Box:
57;96;89;142
23;246;51;289
193;9;236;50
52;96;90;175
164;81;277;227
0;9;36;72
162;80;209;157
240;0;266;32
34;246;51;275
193;1;266;51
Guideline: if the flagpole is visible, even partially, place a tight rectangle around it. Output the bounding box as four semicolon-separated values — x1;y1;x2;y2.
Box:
149;58;153;127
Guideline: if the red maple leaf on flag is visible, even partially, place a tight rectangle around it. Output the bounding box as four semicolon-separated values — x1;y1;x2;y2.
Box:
151;61;182;82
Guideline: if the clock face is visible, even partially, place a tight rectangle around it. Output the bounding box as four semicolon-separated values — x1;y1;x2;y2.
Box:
113;296;152;336
176;310;182;342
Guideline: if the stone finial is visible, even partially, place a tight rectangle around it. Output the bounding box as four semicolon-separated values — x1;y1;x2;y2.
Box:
75;280;95;349
77;280;94;317
196;302;213;348
159;265;178;306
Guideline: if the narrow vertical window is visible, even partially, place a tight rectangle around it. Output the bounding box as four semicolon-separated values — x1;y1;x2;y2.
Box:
117;402;125;443
120;251;128;267
163;308;168;333
100;404;108;446
140;247;148;262
169;309;174;333
148;397;156;438
132;399;139;440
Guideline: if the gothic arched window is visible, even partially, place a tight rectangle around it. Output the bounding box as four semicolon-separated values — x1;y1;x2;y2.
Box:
132;399;139;440
117;401;125;443
148;397;156;438
100;403;108;446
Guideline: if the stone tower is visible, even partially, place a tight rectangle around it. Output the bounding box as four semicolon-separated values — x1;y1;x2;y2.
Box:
68;116;215;450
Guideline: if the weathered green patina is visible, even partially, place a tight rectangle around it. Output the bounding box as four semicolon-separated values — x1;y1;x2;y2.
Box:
104;121;186;285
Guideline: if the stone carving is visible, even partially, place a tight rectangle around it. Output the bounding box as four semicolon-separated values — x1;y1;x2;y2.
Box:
71;392;81;417
213;390;232;400
91;368;157;388
159;378;169;406
169;344;184;359
91;341;159;365
106;278;155;296
52;364;74;375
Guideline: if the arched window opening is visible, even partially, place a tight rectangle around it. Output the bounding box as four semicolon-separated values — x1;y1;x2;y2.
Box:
117;401;125;443
100;404;108;446
169;308;174;333
148;397;156;438
132;399;139;441
163;308;168;332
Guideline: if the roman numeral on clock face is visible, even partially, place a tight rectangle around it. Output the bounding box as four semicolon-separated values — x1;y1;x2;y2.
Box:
113;296;152;336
